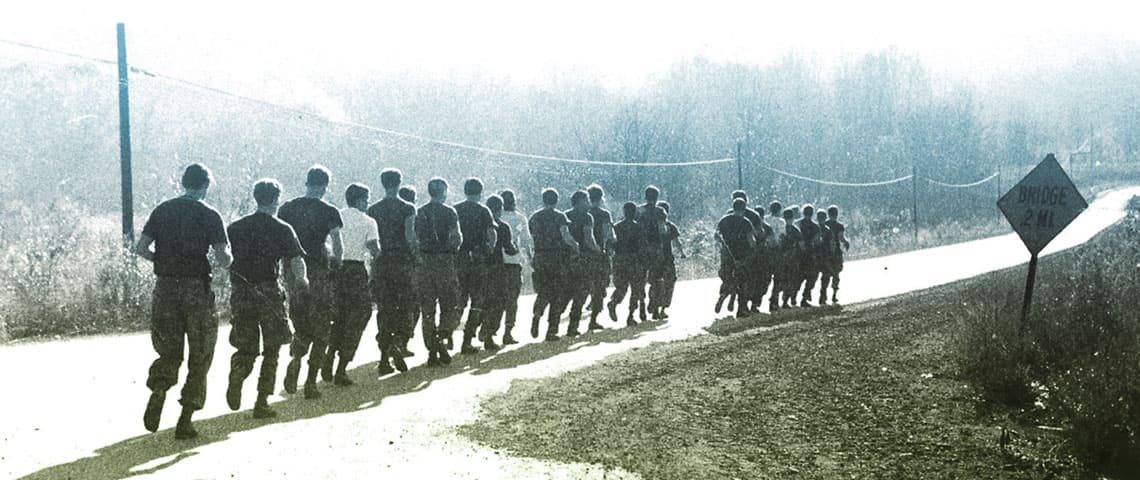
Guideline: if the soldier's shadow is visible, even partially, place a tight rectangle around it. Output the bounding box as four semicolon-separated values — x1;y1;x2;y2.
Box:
704;303;846;336
20;318;658;480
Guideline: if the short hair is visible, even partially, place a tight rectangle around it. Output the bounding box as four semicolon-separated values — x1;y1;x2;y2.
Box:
732;198;746;212
253;178;281;206
816;210;827;221
644;185;660;202
659;201;670;214
731;190;747;201
345;183;370;206
570;190;588;206
463;177;484;196
541;188;559;206
622;201;637;219
486;194;503;214
398;186;416;203
587;184;604;202
380;168;402;190
769;201;782;217
181;163;211;190
802;204;815;217
306;165;331;187
427;177;448;198
783;208;795;218
501;190;517;211
827;205;839;217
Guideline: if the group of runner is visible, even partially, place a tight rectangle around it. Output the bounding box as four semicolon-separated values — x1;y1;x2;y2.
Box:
133;163;685;439
715;191;850;316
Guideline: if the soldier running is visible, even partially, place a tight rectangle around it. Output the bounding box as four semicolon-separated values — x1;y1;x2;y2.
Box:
649;201;686;320
225;179;308;419
714;198;755;315
366;168;418;375
495;190;530;345
564;190;600;336
635;186;668;322
607;202;647;326
135;163;231;439
482;194;520;347
415;178;462;367
397;185;419;358
585;185;615;331
766;201;785;311
777;206;803;309
455;178;498;354
726;191;764;312
529;188;579;341
324;183;380;384
820;205;850;304
278;165;343;400
796;204;822;307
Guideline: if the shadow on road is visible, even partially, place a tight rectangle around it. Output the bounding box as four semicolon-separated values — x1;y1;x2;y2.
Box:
704;304;847;336
19;319;655;480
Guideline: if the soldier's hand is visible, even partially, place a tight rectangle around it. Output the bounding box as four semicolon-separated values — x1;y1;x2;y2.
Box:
296;277;311;291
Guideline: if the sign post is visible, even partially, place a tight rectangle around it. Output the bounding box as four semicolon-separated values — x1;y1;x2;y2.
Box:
997;153;1087;333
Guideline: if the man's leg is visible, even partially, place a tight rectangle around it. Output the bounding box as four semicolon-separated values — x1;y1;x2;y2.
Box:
144;278;184;433
175;279;218;439
502;264;522;344
227;283;261;412
335;264;371;384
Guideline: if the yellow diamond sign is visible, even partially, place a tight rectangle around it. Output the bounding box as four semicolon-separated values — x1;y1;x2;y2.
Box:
997;153;1088;255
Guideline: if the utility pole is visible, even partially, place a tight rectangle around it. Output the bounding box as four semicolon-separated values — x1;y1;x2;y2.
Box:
735;141;744;191
117;23;134;248
910;163;919;246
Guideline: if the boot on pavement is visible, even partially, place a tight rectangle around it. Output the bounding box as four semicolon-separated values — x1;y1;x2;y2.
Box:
174;407;197;440
143;390;165;433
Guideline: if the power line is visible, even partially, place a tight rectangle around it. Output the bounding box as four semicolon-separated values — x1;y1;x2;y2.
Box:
2;37;735;169
923;172;1000;188
760;164;914;187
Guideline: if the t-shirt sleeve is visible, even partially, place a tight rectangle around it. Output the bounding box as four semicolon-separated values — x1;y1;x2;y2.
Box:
366;216;379;242
282;224;304;258
328;205;344;231
666;223;680;242
557;212;570;227
206;210;227;245
141;206;164;240
480;206;494;231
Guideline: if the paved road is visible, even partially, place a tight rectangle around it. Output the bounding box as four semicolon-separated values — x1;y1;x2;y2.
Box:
4;187;1137;480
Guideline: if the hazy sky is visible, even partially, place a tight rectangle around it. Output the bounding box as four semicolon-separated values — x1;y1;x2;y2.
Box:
2;0;1137;91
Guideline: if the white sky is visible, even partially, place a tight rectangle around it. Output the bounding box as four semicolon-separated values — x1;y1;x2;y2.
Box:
2;0;1138;91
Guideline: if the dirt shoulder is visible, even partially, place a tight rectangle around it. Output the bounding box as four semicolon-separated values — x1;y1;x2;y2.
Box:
461;255;1086;478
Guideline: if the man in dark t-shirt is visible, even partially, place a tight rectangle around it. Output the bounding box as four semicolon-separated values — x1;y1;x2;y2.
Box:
777;207;804;309
416;177;462;367
649;202;686;320
134;163;231;440
585;184;615;331
480;194;519;349
608;202;647;326
367;168;419;375
715;198;755;316
454;177;497;354
726;190;765;313
796;204;822;307
564;190;599;337
277;165;343;399
529;188;579;341
634;186;667;322
821;205;850;305
225;179;307;419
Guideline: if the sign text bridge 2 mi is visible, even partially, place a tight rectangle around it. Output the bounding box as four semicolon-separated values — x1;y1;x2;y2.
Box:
997;153;1088;332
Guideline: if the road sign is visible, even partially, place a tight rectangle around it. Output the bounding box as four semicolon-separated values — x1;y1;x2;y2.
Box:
996;153;1087;333
997;153;1088;255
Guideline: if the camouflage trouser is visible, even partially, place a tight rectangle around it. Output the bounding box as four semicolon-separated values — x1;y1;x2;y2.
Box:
500;264;522;333
417;254;461;350
532;251;569;332
229;279;291;397
565;255;590;333
330;261;372;363
147;276;217;411
819;253;844;299
718;254;747;298
481;262;519;341
373;254;416;355
458;253;490;341
287;259;332;369
586;253;612;318
609;253;646;312
648;256;677;310
775;250;802;302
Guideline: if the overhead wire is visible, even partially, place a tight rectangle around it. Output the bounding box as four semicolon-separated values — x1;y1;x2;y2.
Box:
923;172;1000;188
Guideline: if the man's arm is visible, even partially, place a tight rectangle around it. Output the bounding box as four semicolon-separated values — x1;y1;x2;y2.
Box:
483;225;497;255
134;233;155;262
211;242;232;269
403;213;421;262
447;221;463;252
286;255;309;290
329;227;344;268
582;218;600;253
603;220;616;253
366;239;381;258
559;225;580;254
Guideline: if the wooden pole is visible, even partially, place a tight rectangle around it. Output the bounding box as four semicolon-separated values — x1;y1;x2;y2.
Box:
117;23;134;248
1019;252;1039;335
735;141;744;191
911;164;919;245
